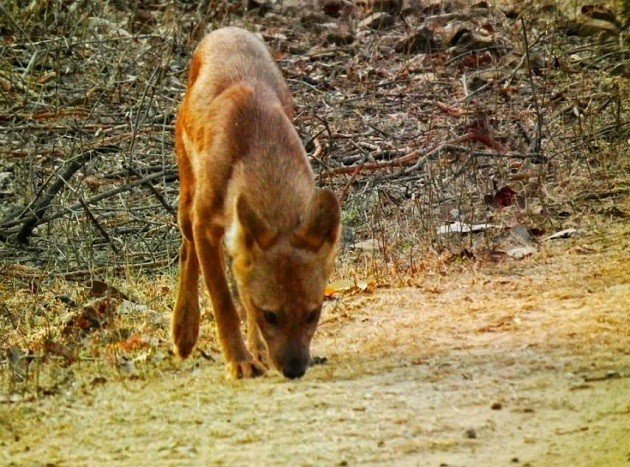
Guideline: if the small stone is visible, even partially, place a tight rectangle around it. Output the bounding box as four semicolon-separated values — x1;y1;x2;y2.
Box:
491;402;502;410
510;226;534;245
507;246;537;260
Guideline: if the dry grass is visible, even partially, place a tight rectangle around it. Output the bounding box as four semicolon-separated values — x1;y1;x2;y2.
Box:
1;202;628;465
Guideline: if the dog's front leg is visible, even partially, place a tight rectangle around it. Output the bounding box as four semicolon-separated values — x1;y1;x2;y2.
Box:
245;303;270;368
172;238;201;358
193;222;266;379
172;185;201;359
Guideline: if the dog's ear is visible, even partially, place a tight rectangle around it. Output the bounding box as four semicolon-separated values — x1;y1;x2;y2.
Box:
236;195;276;250
292;189;341;251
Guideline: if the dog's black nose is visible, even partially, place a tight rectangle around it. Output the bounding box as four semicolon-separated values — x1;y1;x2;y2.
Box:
282;360;306;379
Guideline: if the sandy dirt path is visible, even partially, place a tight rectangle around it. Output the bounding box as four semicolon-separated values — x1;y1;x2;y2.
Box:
2;223;628;466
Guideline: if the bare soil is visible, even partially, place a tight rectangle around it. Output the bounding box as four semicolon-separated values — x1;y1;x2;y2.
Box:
2;217;628;466
1;1;629;465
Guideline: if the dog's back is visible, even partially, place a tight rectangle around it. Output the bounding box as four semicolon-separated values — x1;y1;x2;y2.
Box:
186;27;293;116
176;27;313;233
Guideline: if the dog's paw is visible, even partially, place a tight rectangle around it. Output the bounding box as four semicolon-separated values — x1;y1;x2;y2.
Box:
171;303;200;359
173;340;195;359
227;358;266;379
172;326;198;359
249;346;270;369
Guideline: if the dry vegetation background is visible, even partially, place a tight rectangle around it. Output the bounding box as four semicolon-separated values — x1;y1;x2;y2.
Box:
0;0;628;425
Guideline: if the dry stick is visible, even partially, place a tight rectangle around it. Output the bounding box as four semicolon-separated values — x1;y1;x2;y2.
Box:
0;148;65;160
1;133;132;228
103;163;171;180
52;171;122;255
5;34;163;50
323;137;468;177
402;136;468;173
520;18;544;156
77;197;120;254
432;144;537;160
12;145;114;243
0;257;176;280
323;149;422;176
338;151;371;204
0;168;177;231
127;166;176;219
126;59;164;169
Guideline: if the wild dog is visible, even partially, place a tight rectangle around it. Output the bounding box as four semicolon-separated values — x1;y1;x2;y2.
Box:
171;27;341;379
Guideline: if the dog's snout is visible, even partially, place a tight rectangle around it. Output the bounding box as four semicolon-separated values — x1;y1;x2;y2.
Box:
282;358;306;379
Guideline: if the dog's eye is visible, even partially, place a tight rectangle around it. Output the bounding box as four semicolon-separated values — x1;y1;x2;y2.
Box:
306;309;320;324
263;311;278;325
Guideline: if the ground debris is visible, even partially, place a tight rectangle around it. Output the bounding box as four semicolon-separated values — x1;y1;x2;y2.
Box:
62;297;118;337
86;280;130;301
582;371;622;382
507;246;536;259
395;27;437;53
437;221;497;235
546;228;584;240
0;0;624;278
358;12;394;29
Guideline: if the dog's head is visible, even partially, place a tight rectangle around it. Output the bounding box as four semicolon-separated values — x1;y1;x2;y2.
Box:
228;189;341;379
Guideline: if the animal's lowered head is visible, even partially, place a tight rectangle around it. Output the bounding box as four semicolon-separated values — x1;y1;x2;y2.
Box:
227;189;341;379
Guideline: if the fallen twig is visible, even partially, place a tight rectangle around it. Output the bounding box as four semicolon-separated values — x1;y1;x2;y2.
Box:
0;168;177;233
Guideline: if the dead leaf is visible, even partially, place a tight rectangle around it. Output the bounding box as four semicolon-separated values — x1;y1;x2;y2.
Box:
458;51;493;70
86;280;129;301
62;297;118;337
465;129;507;152
43;339;76;364
325;279;356;298
436;101;466;116
116;335;150;352
493;185;517;208
395;27;437;53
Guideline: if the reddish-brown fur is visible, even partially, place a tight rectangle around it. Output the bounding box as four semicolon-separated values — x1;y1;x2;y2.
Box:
172;27;341;379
